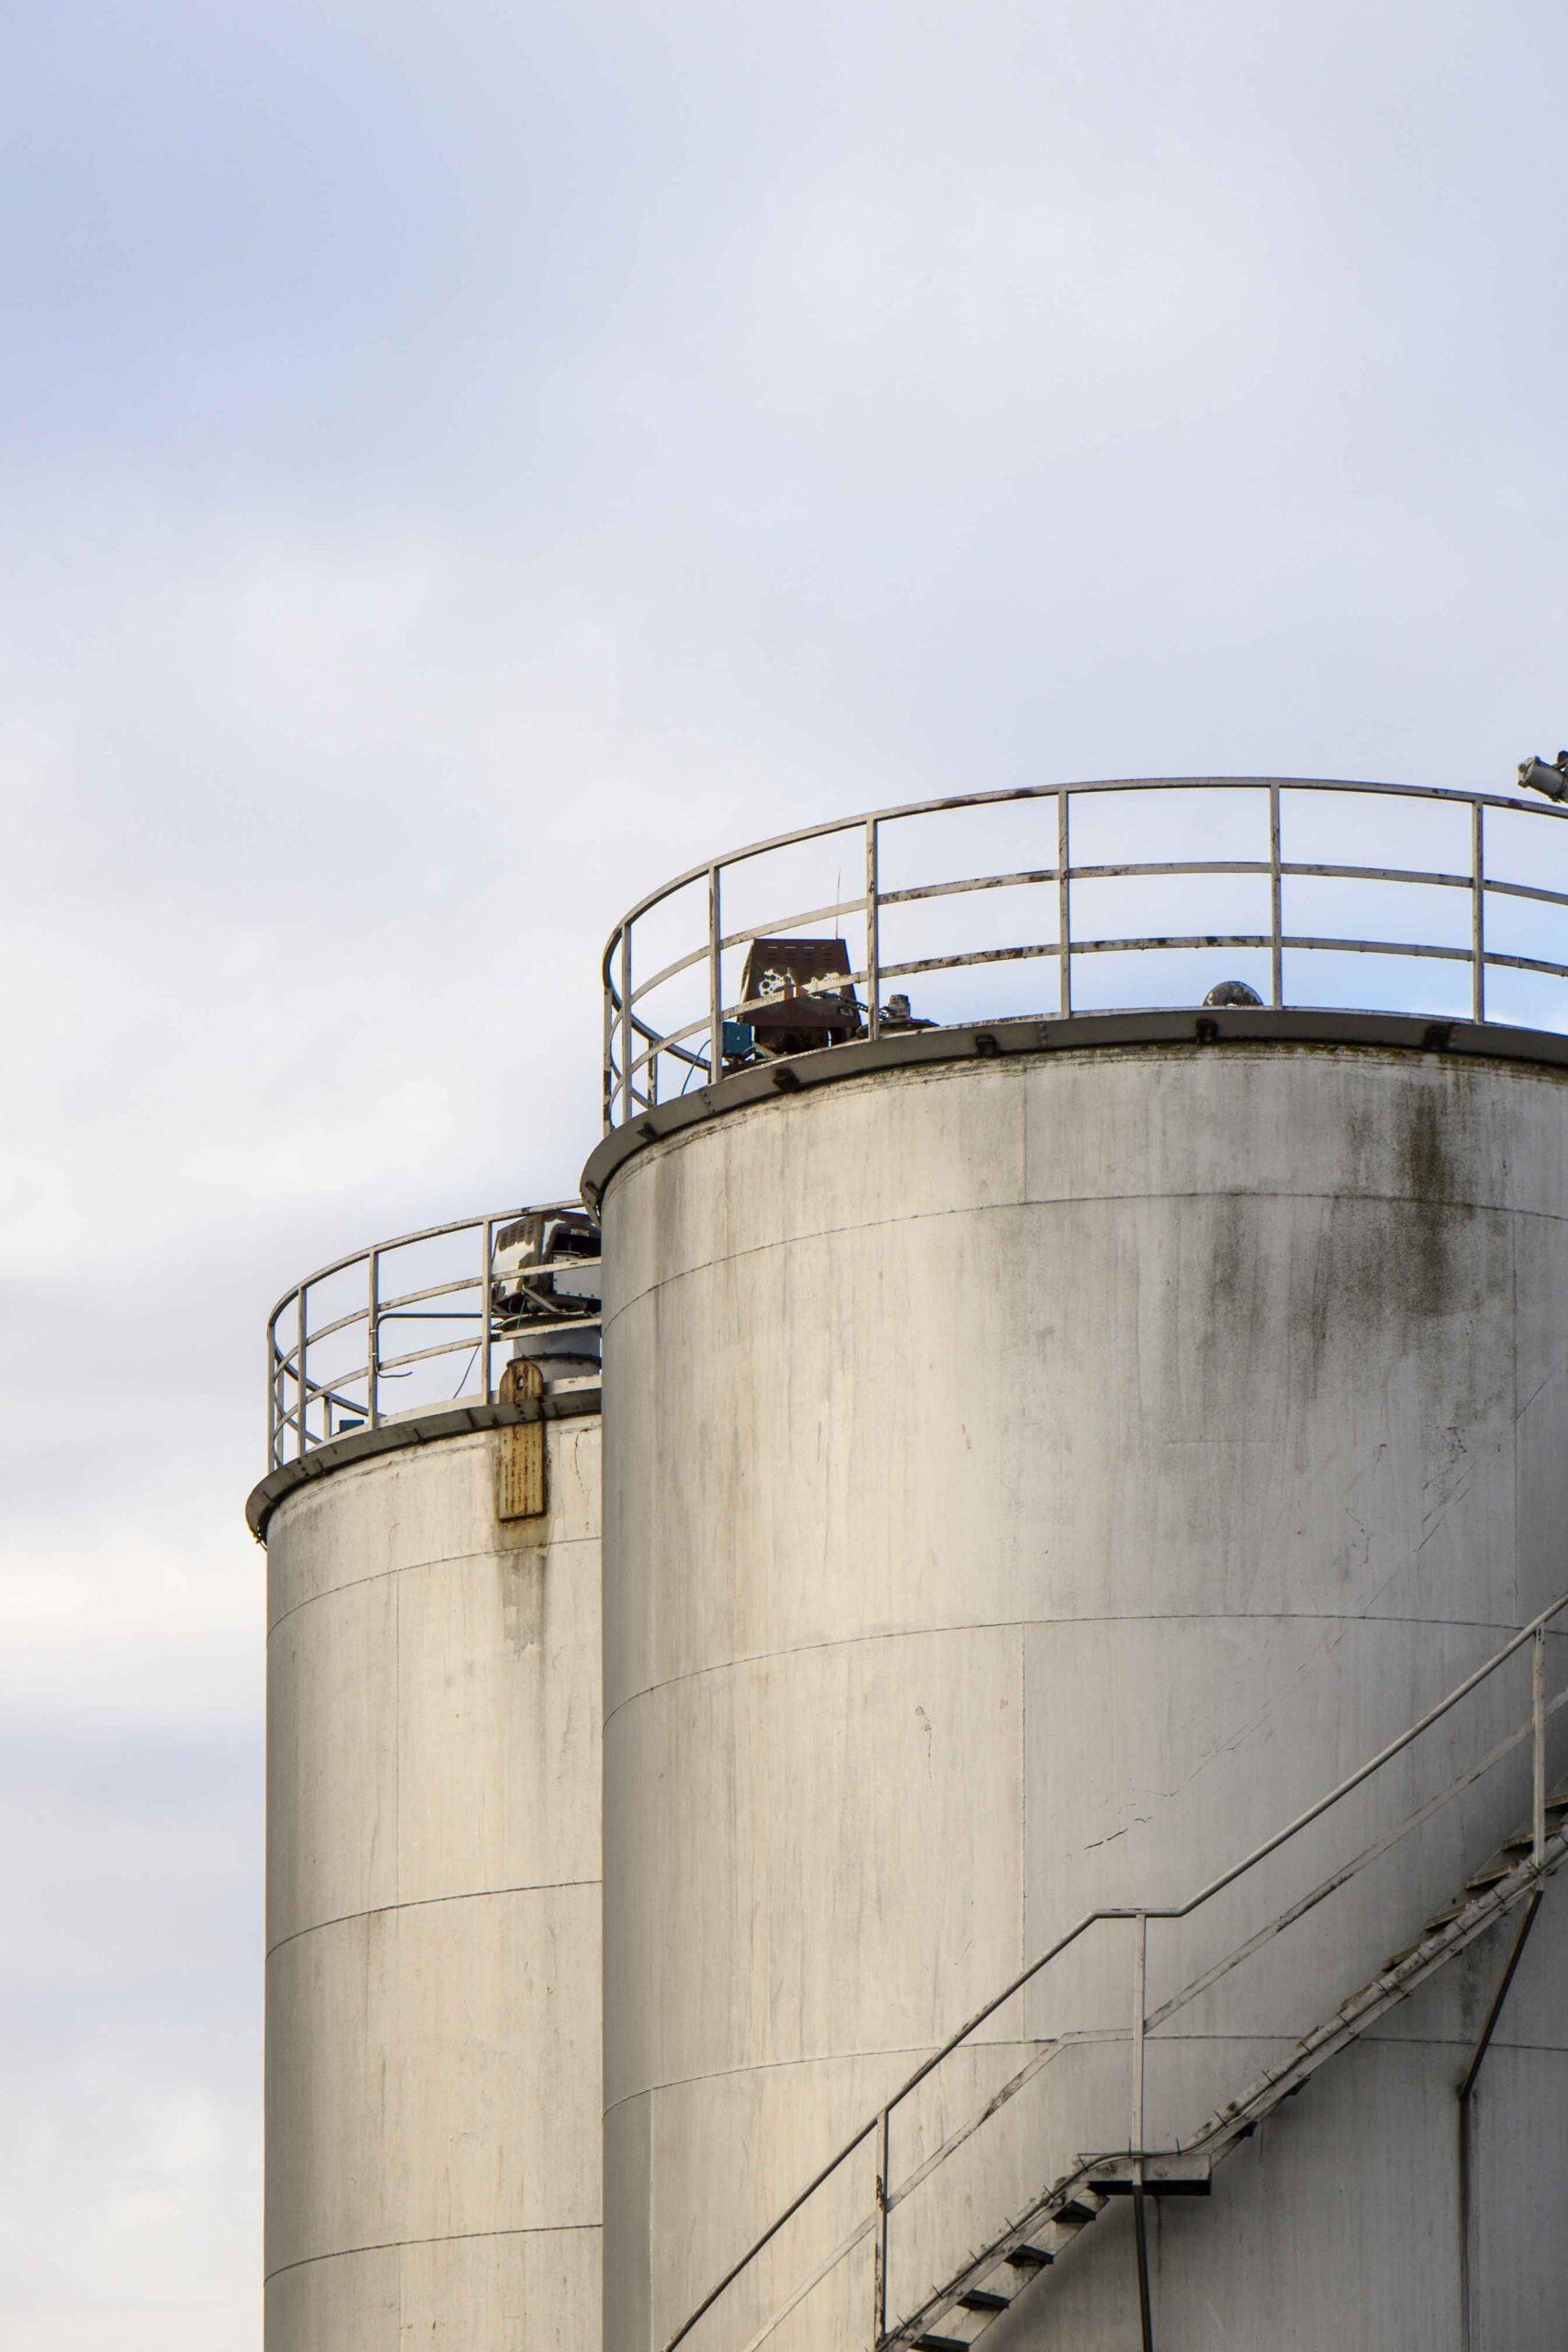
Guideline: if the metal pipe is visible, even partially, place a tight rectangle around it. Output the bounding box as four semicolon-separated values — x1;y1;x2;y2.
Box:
1457;1889;1544;2352
1133;2164;1156;2352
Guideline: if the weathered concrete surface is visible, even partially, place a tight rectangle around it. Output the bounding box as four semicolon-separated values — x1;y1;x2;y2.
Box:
599;1043;1568;2350
264;1419;602;2352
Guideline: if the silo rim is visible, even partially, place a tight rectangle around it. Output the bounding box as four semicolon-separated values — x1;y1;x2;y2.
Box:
244;1384;601;1545
579;1004;1568;1209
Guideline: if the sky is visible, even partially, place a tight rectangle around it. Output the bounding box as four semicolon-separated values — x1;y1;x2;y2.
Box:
2;2;1566;2344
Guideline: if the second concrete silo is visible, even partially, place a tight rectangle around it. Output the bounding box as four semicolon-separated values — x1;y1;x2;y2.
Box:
251;1203;604;2351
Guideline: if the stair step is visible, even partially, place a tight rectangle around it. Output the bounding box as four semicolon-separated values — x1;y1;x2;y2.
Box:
1424;1905;1466;1931
1005;2244;1055;2270
959;2289;1011;2312
915;2337;968;2351
1056;2198;1100;2225
1098;2175;1213;2198
1465;1863;1512;1891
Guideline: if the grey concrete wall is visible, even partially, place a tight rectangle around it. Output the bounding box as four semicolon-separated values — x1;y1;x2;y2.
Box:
264;1419;603;2351
598;1041;1568;2351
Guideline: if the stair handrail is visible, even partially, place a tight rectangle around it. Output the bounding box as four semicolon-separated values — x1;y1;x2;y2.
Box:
666;1582;1568;2352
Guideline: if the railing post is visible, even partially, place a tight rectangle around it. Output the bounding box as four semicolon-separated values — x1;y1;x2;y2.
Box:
479;1220;494;1407
1057;790;1072;1016
296;1285;308;1461
708;865;723;1082
367;1248;381;1430
873;2103;891;2344
1269;784;1284;1009
1472;799;1486;1025
603;945;615;1134
865;819;880;1042
619;927;633;1124
1533;1625;1548;1866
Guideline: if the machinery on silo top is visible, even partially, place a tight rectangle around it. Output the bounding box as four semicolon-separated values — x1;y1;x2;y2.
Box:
739;934;863;1057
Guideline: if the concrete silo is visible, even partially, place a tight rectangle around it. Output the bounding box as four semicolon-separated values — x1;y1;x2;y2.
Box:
249;1204;604;2351
588;780;1568;2352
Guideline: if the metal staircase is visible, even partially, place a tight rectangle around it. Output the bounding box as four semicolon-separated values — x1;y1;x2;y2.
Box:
889;1781;1568;2348
667;1596;1568;2352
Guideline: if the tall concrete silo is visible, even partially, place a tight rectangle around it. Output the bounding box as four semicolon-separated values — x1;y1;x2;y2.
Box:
589;779;1568;2352
249;1204;604;2352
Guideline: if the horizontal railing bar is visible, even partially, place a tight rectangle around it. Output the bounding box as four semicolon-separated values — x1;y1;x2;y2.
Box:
1069;931;1273;956
625;934;1564;1088
621;859;1560;1030
628;937;1565;1088
883;2029;1126;2222
1282;932;1472;964
1157;1589;1568;1923
624;857;1562;1014
1071;858;1269;883
1145;1682;1568;2041
628;897;869;1007
1283;860;1470;890
877;944;1057;979
1483;948;1568;979
604;778;1565;974
265;1202;585;1334
374;1335;503;1375
1484;876;1568;910
877;865;1062;903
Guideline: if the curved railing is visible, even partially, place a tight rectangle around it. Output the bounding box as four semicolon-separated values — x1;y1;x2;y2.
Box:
265;1203;601;1471
602;777;1568;1129
666;1594;1568;2352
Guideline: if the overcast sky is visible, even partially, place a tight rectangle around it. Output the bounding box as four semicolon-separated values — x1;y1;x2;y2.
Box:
3;3;1566;2345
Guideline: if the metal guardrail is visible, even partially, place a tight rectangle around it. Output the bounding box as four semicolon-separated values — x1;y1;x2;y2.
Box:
667;1590;1568;2352
265;1203;601;1472
602;778;1568;1130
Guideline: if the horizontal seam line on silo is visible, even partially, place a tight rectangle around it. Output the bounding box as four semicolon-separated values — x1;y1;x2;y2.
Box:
265;2221;601;2281
601;1188;1568;1336
602;2044;936;2116
603;1611;1544;1731
267;1876;600;1958
266;1532;598;1634
603;2033;1568;2119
